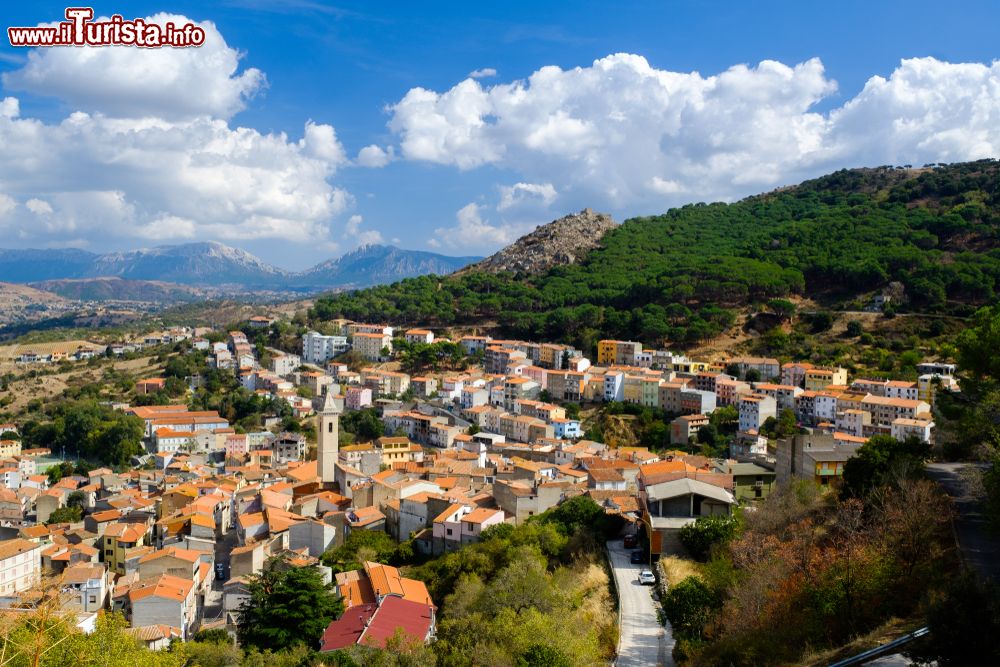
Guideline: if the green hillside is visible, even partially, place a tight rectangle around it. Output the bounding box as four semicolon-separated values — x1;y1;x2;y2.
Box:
310;160;1000;348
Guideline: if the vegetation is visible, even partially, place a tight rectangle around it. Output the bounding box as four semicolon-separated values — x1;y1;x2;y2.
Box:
19;399;144;466
401;496;622;666
311;161;1000;350
677;514;740;561
236;556;344;653
665;475;955;665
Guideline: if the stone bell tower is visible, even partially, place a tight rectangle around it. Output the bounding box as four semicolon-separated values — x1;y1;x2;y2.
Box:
316;388;341;485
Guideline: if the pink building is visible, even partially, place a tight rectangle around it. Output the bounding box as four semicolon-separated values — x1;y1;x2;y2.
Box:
345;386;373;410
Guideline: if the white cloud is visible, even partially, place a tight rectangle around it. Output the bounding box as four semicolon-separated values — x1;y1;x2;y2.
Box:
25;198;53;216
0;97;18;119
2;13;265;120
0;193;16;218
468;68;497;79
356;144;393;168
0;13;352;250
432;203;527;253
498;182;557;211
343;214;383;247
0;108;350;244
388;55;1000;208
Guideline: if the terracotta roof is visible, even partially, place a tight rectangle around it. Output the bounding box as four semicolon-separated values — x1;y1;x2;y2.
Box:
128;574;194;603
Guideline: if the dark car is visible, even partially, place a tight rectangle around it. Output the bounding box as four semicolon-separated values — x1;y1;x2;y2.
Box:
629;550;646;564
623;534;637;548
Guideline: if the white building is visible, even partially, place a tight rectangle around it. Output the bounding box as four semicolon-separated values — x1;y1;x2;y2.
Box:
0;539;41;596
738;394;777;434
302;331;350;364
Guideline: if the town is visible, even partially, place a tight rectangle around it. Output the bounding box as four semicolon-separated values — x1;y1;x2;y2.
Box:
0;313;959;659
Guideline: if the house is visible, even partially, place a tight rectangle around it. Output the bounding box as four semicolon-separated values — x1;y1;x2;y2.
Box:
136;378;167;395
320;561;436;652
670;414;709;445
774;431;862;485
738;394;777;434
404;329;434;345
0;538;41;596
597;340;642;366
723;462;777;501
61;563;108;612
129;574;198;640
639;469;735;557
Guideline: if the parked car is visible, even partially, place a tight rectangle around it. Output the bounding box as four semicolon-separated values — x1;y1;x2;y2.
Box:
623;534;637;548
629;550;646;564
638;570;656;585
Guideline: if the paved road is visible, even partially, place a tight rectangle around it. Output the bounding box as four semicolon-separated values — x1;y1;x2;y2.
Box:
606;540;674;667
926;462;1000;583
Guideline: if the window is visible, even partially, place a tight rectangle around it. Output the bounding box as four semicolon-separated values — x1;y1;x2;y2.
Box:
446;528;452;536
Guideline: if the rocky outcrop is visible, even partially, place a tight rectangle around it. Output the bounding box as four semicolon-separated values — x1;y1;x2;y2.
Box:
461;208;618;276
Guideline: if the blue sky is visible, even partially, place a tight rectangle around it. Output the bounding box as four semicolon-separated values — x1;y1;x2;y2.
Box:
0;1;998;269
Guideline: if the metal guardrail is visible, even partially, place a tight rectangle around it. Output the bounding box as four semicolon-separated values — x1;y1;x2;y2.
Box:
827;626;929;667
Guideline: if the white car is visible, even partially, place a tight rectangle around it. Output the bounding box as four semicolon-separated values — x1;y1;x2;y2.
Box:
638;570;656;585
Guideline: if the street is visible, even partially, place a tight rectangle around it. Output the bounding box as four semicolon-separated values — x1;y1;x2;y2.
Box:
926;462;1000;583
606;539;675;667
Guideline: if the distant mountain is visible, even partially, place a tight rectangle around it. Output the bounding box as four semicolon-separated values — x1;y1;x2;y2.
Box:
0;248;98;282
30;277;206;303
0;241;479;297
295;244;481;290
85;242;289;286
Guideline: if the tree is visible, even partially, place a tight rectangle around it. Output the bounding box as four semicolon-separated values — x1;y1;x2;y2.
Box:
841;434;931;498
46;505;82;524
662;576;721;640
236;557;343;652
744;368;761;383
678;514;740;561
846;320;864;337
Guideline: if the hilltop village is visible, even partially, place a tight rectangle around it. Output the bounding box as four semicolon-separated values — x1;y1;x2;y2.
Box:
0;313;959;655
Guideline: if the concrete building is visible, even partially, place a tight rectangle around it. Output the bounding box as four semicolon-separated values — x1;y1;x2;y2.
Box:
0;539;41;596
303;331;351;364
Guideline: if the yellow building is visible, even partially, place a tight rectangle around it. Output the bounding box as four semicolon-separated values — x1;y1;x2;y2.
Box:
0;440;21;458
102;522;147;575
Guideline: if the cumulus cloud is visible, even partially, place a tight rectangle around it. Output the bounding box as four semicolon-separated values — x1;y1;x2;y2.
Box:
0;193;17;217
2;13;265;120
0;108;350;244
356;144;394;168
0;13;354;249
498;182;557;211
432;203;527;252
468;68;497;79
388;55;1000;208
344;214;383;246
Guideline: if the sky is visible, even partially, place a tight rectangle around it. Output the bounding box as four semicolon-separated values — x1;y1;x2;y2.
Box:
0;1;999;270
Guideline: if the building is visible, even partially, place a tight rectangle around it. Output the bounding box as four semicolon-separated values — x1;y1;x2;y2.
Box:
353;332;392;362
670;414;709;445
404;329;434;345
0;539;41;596
129;574;198;640
303;331;350;364
638;467;735;556
775;432;860;485
597;340;643;366
724;462;777;501
738;394;777;434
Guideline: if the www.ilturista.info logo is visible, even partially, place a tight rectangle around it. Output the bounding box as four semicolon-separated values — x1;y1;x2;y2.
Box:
8;7;205;48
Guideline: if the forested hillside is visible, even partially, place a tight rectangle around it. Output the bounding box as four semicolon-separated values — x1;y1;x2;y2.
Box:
311;160;1000;349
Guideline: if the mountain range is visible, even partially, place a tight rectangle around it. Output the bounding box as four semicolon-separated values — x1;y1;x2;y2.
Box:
0;242;480;297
